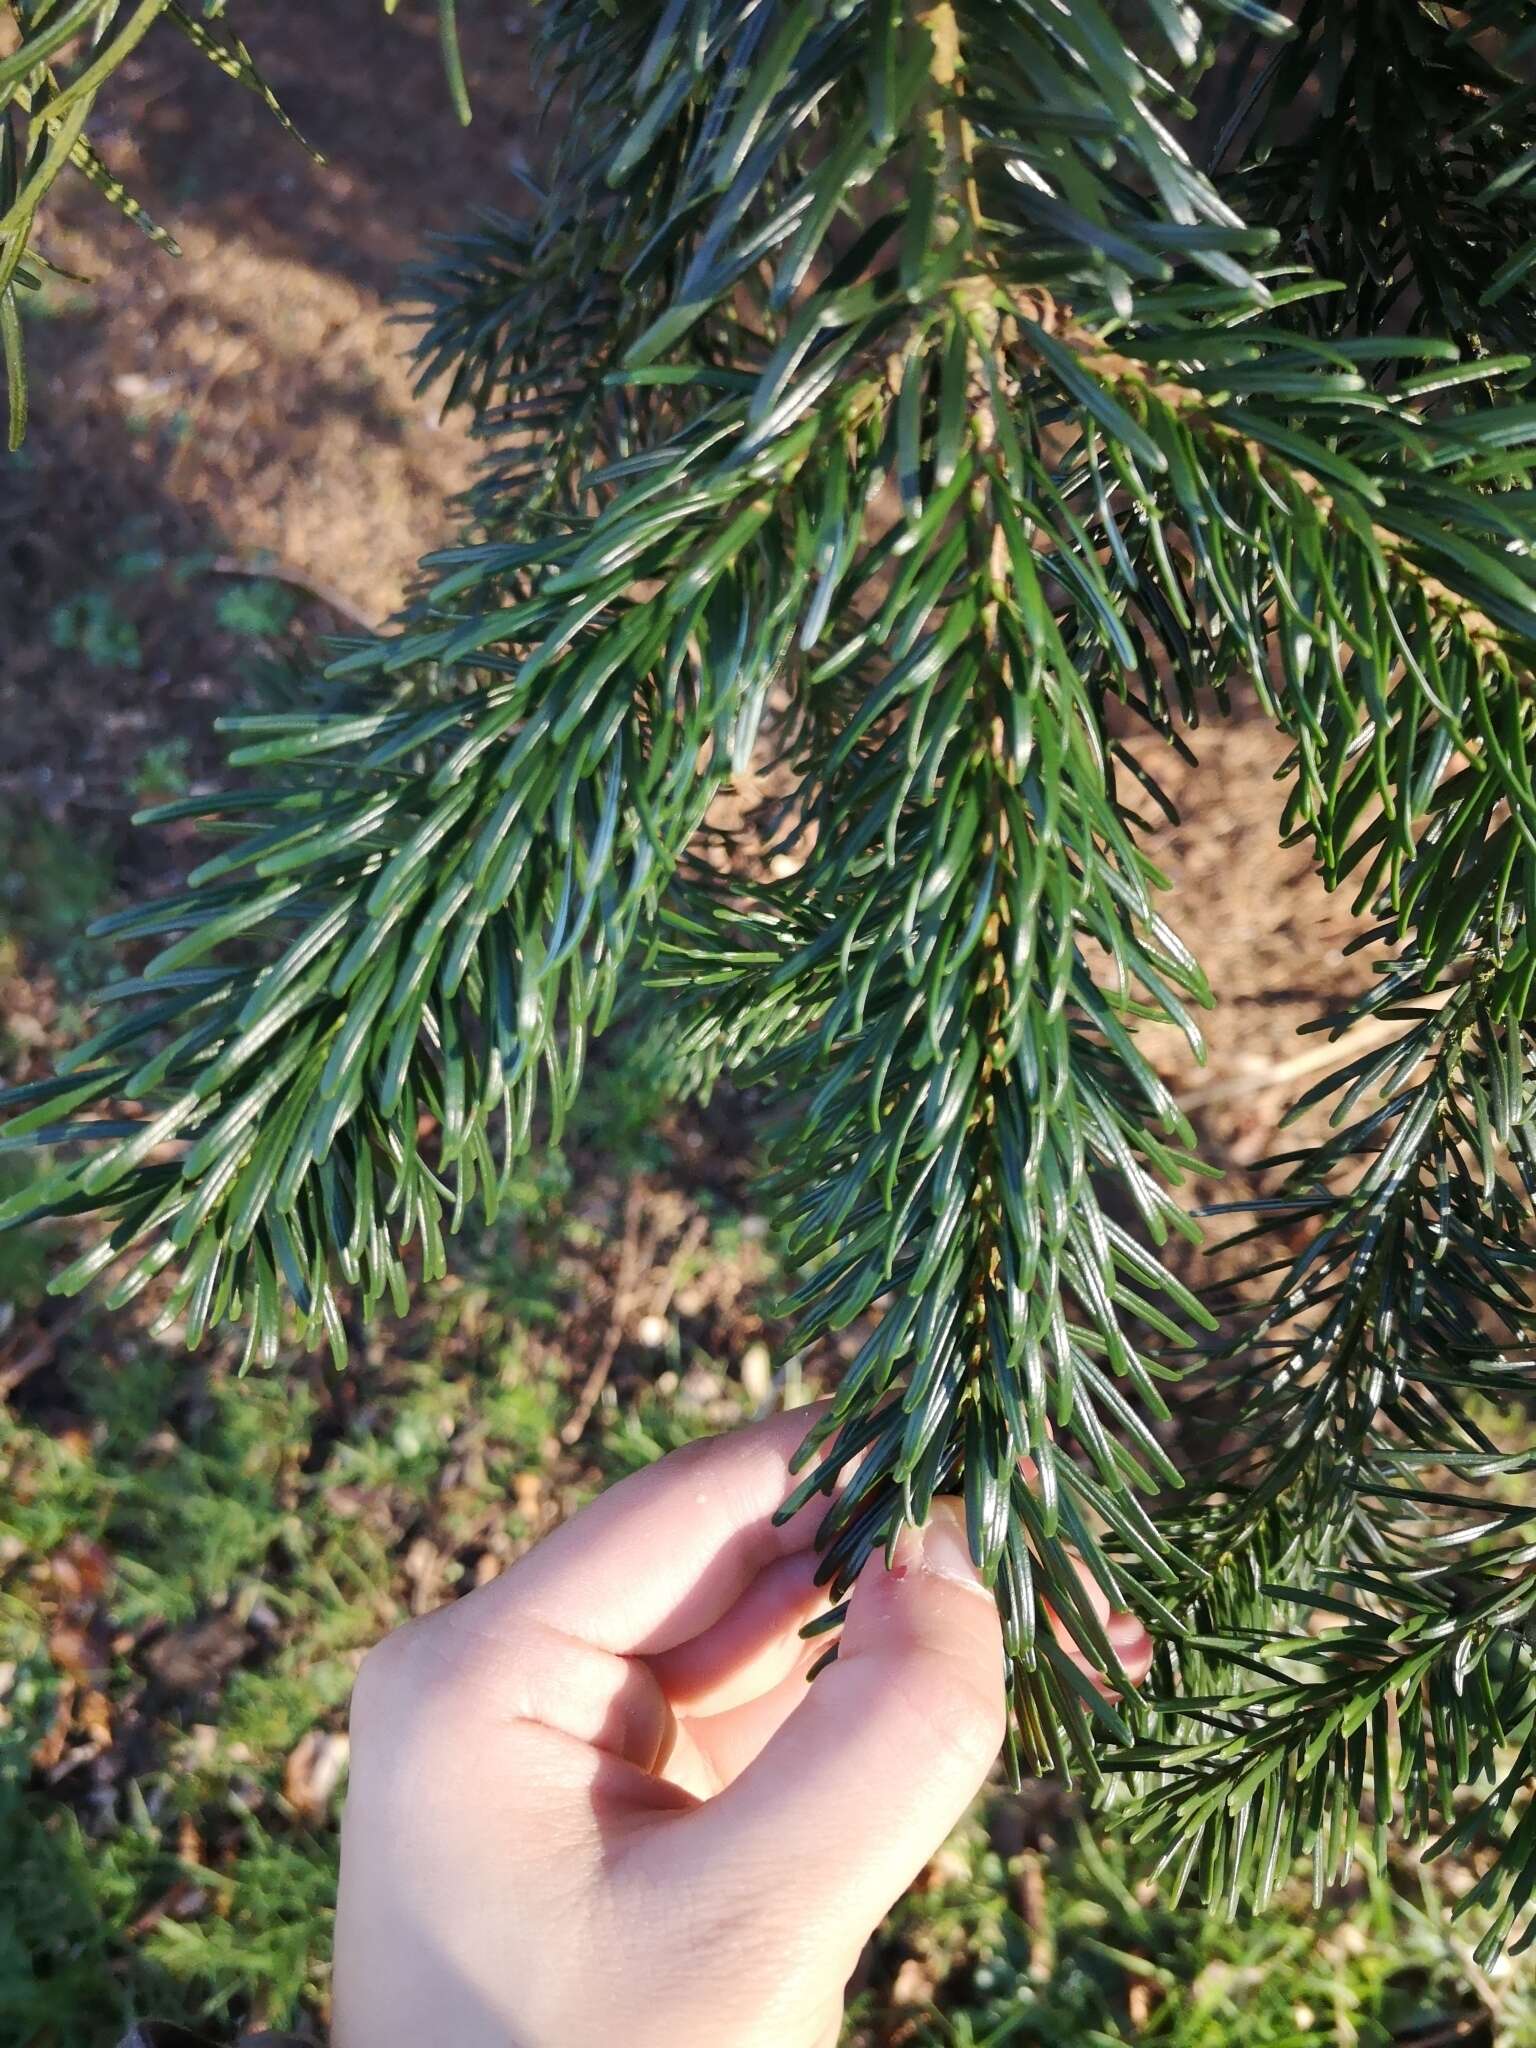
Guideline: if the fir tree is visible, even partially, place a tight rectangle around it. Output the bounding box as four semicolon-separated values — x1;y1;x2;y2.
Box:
9;0;1536;1959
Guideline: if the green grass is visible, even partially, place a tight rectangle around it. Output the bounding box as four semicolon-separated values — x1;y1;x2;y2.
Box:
0;1218;582;2043
0;810;115;1013
10;1307;1531;2048
47;591;143;673
854;1819;1527;2047
9;1212;1536;2048
211;579;299;641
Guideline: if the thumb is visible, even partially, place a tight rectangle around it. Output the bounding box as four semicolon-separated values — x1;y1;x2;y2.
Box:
685;1498;1006;1940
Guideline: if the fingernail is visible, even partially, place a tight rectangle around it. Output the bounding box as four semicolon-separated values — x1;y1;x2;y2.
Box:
894;1499;991;1597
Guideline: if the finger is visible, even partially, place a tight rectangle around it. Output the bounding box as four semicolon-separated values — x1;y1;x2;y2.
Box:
1022;1443;1127;1635
1106;1608;1153;1687
679;1499;1005;1939
478;1404;833;1657
648;1548;827;1713
354;1600;678;1776
1045;1593;1147;1692
1044;1573;1112;1636
679;1637;824;1788
1020;1452;1148;1690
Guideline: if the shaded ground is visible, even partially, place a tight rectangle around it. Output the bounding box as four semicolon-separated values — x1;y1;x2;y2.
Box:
0;11;1512;2048
2;0;535;833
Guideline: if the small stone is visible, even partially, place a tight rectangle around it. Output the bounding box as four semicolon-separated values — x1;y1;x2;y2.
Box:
740;1343;773;1402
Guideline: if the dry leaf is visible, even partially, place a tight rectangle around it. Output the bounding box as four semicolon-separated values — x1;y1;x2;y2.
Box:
402;1535;444;1615
31;1682;74;1772
48;1536;113;1600
283;1728;350;1822
127;1880;210;1939
891;1956;938;2007
47;1625;95;1682
143;1611;252;1691
77;1688;112;1747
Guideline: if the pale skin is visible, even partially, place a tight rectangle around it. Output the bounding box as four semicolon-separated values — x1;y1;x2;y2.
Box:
334;1406;1152;2048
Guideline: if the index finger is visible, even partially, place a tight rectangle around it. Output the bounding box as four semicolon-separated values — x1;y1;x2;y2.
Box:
484;1402;832;1656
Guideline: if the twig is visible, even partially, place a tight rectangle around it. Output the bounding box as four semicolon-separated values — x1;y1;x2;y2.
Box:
1397;2021;1486;2048
208;556;377;635
561;1178;649;1445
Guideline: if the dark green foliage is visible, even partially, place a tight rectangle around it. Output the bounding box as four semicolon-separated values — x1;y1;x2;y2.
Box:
10;0;1536;1955
1215;0;1536;353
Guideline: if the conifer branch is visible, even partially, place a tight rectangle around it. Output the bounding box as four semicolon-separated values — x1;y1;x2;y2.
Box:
11;0;1536;1946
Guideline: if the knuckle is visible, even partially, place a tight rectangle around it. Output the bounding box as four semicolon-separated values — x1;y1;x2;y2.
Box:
349;1627;412;1735
349;1611;454;1741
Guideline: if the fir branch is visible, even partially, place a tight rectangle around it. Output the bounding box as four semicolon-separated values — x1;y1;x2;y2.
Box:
13;0;1536;1945
1211;0;1536;360
0;391;850;1363
1120;822;1536;1938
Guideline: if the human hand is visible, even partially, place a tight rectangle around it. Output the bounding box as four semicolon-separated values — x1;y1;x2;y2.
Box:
334;1406;1151;2048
